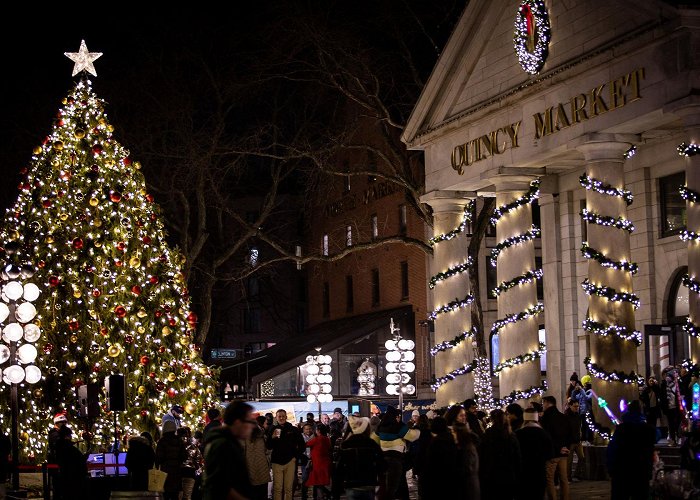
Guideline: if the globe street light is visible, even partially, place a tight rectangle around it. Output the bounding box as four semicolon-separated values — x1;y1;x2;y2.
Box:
305;347;333;418
385;318;415;414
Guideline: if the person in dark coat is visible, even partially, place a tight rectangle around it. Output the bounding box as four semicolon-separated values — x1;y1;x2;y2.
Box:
464;399;484;439
565;399;584;482
640;376;663;430
55;425;88;500
337;416;387;500
266;408;305;500
453;423;480;498
606;400;656;500
202;407;222;444
422;416;460;497
479;409;521;500
541;396;573;500
506;403;524;432
125;431;156;491
156;419;187;500
516;408;554;500
202;400;256;500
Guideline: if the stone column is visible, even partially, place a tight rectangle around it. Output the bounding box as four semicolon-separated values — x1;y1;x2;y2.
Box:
421;190;475;406
491;176;542;403
576;133;639;428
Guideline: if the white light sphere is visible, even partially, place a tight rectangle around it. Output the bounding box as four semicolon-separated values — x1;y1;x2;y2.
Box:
0;303;8;323
306;374;317;384
386;373;400;384
401;351;415;362
322;355;332;365
320;364;332;374
400;362;416;373
4;266;20;279
320;393;333;403
24;365;41;384
404;384;416;395
386;385;398;395
4;365;24;384
307;364;319;375
308;384;320;394
401;373;411;384
3;323;23;342
385;340;397;351
2;373;9;386
306;355;314;363
385;350;401;362
3;282;23;301
23;324;41;342
307;394;317;403
22;283;40;302
404;340;415;350
17;344;37;364
386;362;398;373
321;384;332;393
15;302;37;323
397;339;411;350
0;345;9;364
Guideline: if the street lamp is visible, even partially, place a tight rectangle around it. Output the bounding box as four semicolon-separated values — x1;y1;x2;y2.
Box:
306;347;333;418
0;247;41;492
385;318;415;414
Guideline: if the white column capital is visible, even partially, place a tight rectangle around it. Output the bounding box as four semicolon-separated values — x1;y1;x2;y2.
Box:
572;133;640;162
664;95;700;133
421;190;475;214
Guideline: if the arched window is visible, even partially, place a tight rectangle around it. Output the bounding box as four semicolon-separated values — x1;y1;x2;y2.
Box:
668;266;689;324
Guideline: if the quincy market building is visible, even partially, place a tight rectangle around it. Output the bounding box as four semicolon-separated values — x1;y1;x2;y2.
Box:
403;0;700;421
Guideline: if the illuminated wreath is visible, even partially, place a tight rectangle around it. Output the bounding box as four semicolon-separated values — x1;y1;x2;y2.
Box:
513;0;551;75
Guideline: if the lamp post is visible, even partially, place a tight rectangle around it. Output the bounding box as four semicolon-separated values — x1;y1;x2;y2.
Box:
385;318;415;415
306;347;333;418
0;249;42;491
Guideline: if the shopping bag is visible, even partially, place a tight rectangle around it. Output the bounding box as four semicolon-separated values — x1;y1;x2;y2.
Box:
148;468;168;492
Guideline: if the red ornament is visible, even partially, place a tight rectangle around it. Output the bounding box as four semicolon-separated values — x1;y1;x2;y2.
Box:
43;343;54;354
146;194;154;203
73;379;83;387
158;346;165;354
163;305;171;313
169;318;177;326
68;320;80;331
116;241;126;251
110;192;122;203
115;260;122;267
167;388;176;399
155;381;165;391
150;214;157;221
124;335;134;344
58;119;64;127
72;238;83;250
93;364;101;373
140;356;150;365
159;254;167;262
100;328;108;336
123;193;130;200
38;260;45;268
85;265;94;274
155;310;162;318
49;276;59;287
57;191;65;198
42;200;51;208
140;410;148;417
187;312;198;325
19;167;27;175
21;183;30;191
149;276;159;284
142;236;152;244
114;306;127;318
131;285;142;295
92;289;101;297
92;144;103;155
182;363;191;373
91;164;99;172
123;157;132;166
148;372;156;379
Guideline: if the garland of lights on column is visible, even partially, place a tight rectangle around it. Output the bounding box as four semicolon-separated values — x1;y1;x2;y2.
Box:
428;258;473;290
678;142;700;157
428;200;475;246
679;159;700;339
499;382;549;406
428;294;475;321
429;327;476;356
680;186;700;203
490;180;546;403
683;275;700;294
578;171;641;439
430;360;477;391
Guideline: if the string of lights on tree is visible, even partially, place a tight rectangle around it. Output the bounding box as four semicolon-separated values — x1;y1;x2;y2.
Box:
579;174;634;205
581;318;642;346
428;294;475;321
580;242;638;274
489;180;540;226
0;62;217;458
428;258;473;290
428;201;475;245
581;279;640;309
490;303;545;337
580;209;635;232
678;142;700;157
584;357;644;385
491;268;543;298
680;186;700;203
430;360;477;391
489;226;541;265
493;342;546;374
429;328;476;356
474;356;497;411
513;0;550;75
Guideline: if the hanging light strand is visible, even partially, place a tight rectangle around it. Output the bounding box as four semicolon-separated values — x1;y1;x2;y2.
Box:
581;318;642;345
580;209;635;232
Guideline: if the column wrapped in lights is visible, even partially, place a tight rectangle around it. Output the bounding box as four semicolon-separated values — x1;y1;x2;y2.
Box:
305;349;333;406
385;318;415;412
578;139;640;437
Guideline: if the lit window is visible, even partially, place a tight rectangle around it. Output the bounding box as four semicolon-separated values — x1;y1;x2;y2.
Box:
371;215;378;240
346;225;353;247
660;172;686;237
322;235;329;256
249;247;259;267
295;245;302;271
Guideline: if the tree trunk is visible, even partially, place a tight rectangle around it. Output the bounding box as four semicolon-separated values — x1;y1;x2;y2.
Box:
194;272;217;346
468;198;495;357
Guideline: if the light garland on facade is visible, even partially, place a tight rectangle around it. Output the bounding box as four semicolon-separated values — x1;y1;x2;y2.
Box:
429;201;475;246
429;328;476;356
584;357;643;385
581;279;640;309
678;142;700;157
683;319;700;338
579;174;633;205
513;0;550;75
680;186;700;203
580;242;638;274
491;268;543;297
490;180;540;226
581;318;642;345
428;294;475;321
493;342;546;374
580;209;635;232
680;230;700;243
498;381;548;406
489;226;541;265
428;258;473;289
623;145;637;159
585;412;611;441
682;274;700;294
430;360;477;391
490;303;545;336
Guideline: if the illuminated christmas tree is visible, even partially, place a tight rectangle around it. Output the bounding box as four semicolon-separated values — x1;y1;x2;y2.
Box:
0;42;218;460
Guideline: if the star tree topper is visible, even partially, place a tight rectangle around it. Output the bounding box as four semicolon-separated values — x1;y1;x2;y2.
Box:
65;40;102;77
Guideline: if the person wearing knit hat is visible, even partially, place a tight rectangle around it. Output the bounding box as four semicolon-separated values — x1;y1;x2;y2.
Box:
156;415;187;498
515;408;553;500
336;415;386;497
567;371;582;400
411;410;420;426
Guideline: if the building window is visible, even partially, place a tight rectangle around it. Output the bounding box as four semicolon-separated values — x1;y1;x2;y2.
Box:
490;332;499;373
532;199;541;236
400;261;409;299
371;214;378;240
295;245;302;271
322;234;329;256
486;257;498;298
323;282;330;318
346;276;354;313
668;266;689;323
660;172;686;237
399;205;407;235
539;325;547;374
371;269;380;307
346;225;353;247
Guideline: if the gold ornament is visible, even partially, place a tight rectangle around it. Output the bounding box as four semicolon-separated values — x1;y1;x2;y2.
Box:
73;289;82;298
129;256;141;268
206;386;214;394
185;403;196;415
20;432;29;442
94;219;103;227
70;335;78;343
188;380;197;389
179;336;189;346
199;367;208;376
88;310;97;319
89;198;99;207
138;386;147;395
33;388;43;398
140;189;147;196
107;124;115;133
167;373;177;382
46;235;54;244
134;161;142;170
74;129;86;139
94;240;102;248
137;309;148;318
107;344;121;357
53;141;64;150
98;118;106;126
67;361;77;369
162;326;172;336
60;213;69;221
137;326;146;334
32;146;42;155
